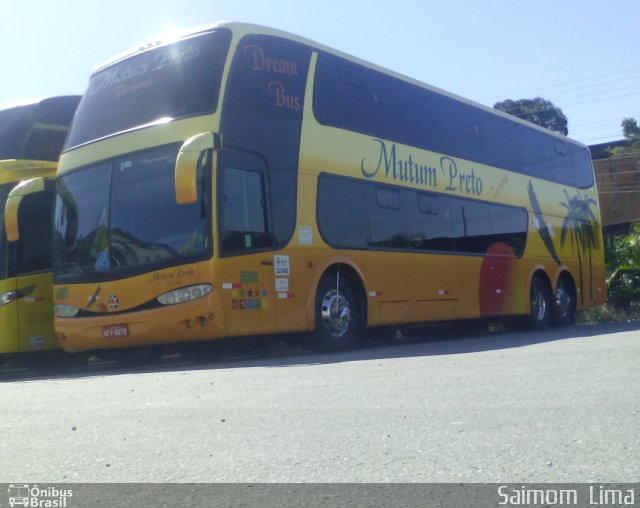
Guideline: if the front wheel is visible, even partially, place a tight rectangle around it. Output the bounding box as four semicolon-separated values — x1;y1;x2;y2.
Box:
311;273;361;352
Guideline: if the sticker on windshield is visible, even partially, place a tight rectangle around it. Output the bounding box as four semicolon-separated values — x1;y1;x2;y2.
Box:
94;249;110;271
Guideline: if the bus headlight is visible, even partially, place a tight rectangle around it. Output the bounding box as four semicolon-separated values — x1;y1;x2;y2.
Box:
55;304;81;317
157;284;212;306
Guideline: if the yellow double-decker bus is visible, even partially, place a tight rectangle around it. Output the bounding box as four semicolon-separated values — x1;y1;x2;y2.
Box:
0;96;80;362
46;23;604;355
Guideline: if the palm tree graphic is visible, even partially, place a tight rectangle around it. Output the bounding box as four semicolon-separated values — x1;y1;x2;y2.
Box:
528;181;561;265
559;189;598;303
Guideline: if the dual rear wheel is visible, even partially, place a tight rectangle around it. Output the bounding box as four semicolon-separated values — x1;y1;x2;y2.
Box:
311;268;575;350
519;274;576;330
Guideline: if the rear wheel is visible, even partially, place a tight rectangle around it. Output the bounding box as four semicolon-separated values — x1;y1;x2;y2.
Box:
528;275;551;330
312;272;361;352
551;276;576;327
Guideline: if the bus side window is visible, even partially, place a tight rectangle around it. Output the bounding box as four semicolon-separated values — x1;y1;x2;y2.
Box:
220;160;273;255
15;190;54;274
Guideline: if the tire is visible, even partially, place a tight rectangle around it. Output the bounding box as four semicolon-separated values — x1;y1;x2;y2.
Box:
312;272;361;352
551;276;576;327
528;275;551;330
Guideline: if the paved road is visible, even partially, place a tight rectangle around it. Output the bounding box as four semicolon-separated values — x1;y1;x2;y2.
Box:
1;322;639;483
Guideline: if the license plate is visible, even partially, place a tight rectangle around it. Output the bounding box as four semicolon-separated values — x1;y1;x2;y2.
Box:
102;324;130;338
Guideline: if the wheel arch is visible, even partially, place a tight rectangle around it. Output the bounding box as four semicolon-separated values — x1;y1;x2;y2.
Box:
305;256;368;333
526;266;553;313
551;268;578;326
554;268;577;295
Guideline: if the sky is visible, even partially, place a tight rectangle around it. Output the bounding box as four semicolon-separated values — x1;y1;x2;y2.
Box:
1;0;638;147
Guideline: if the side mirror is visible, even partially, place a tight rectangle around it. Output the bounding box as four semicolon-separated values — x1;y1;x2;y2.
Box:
4;177;46;242
175;132;220;204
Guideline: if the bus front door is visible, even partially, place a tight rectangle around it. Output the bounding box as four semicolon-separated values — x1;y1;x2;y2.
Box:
0;277;19;354
13;186;58;352
217;148;277;337
15;271;57;352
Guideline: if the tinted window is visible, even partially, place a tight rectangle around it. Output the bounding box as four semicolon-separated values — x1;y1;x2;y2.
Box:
520;129;555;182
15;189;55;274
54;144;211;282
55;162;111;273
571;146;595;188
418;193;439;215
490;203;528;256
314;55;437;151
314;52;593;188
409;193;454;251
218;148;273;256
458;200;492;253
315;177;367;249
0;184;13;280
0;97;80;160
221;168;272;254
317;174;528;257
110;147;210;266
223;169;267;233
67;29;231;148
369;186;407;248
376;188;400;209
221;35;311;248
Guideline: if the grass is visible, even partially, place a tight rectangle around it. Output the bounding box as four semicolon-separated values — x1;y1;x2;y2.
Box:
577;302;640;324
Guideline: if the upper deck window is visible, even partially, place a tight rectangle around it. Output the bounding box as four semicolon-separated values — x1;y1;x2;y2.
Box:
66;29;231;149
0;96;80;160
314;52;594;189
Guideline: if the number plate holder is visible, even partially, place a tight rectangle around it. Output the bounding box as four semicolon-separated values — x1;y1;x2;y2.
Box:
102;324;130;338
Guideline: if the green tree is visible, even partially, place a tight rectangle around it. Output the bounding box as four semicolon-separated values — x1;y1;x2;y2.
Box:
606;220;640;307
493;97;568;135
605;117;640;157
622;117;640;144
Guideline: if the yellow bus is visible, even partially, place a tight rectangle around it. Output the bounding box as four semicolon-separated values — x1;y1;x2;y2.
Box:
45;23;605;354
0;96;80;361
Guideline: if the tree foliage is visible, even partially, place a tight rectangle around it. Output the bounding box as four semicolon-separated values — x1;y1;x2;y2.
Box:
493;97;568;135
606;117;640;157
606;220;640;308
622;117;640;142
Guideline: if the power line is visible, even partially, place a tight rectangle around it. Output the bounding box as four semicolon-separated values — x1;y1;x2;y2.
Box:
572;115;640;129
466;66;640;145
482;66;640;102
571;117;640;137
544;75;640;100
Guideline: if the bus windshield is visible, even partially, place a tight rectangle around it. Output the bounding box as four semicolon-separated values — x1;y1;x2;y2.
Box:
65;28;231;149
53;144;212;283
0;96;80;160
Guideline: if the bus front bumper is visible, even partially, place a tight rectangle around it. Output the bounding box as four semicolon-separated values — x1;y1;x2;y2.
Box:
55;302;225;353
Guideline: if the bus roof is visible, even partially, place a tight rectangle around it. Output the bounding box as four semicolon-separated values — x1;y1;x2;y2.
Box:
0;95;81;117
90;22;588;150
0;95;81;161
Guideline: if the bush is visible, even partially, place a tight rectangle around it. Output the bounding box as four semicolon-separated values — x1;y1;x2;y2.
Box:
606;221;640;308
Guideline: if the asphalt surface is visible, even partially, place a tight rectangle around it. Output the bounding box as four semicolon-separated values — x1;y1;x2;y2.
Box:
1;321;639;484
